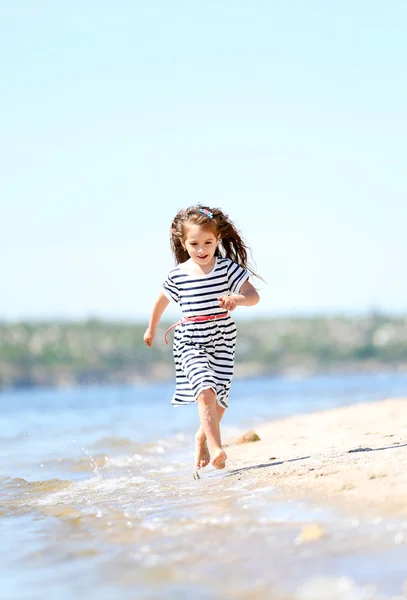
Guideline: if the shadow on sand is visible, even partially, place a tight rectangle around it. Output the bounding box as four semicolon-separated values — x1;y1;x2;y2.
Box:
223;441;407;478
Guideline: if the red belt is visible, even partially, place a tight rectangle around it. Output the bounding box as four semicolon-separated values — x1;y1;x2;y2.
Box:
164;312;229;345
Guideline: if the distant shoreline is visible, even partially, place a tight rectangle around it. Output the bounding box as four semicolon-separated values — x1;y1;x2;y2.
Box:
1;362;406;392
2;315;406;390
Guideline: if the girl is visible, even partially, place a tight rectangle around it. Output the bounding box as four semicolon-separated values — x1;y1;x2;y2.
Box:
143;205;260;471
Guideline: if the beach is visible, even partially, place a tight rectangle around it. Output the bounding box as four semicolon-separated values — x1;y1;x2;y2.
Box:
227;397;407;519
3;377;407;599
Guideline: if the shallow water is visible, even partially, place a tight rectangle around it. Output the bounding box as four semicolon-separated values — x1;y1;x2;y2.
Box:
2;373;407;599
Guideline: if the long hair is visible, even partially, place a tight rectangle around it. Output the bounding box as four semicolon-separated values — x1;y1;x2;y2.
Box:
170;205;261;279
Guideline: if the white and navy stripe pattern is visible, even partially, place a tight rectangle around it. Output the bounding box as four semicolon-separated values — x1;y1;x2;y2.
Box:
162;257;249;408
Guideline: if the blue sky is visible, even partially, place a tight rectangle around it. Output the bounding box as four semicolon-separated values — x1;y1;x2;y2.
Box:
1;1;406;321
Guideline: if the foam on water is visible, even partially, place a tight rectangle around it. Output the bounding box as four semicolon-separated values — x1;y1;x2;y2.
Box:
295;577;405;600
31;475;150;507
4;464;407;599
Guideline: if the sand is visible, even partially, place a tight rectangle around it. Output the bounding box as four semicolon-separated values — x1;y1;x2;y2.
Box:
225;397;407;518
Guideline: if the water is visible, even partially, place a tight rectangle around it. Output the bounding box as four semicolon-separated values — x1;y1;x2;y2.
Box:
2;373;407;600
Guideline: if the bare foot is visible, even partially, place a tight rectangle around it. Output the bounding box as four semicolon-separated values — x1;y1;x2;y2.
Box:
211;448;227;470
195;433;210;469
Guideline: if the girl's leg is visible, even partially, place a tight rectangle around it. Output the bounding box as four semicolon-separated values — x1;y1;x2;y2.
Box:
196;388;227;470
195;404;225;469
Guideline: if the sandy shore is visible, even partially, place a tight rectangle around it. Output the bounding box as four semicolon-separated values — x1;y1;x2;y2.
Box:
225;397;407;518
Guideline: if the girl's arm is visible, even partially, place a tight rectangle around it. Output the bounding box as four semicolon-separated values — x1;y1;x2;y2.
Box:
218;280;260;311
144;292;170;347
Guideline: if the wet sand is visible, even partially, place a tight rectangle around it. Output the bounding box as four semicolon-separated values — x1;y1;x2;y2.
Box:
226;397;407;518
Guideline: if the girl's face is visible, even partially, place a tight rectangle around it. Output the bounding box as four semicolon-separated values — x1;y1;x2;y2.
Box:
182;223;219;268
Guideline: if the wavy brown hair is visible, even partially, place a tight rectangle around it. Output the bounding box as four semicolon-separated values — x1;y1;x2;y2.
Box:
170;205;261;279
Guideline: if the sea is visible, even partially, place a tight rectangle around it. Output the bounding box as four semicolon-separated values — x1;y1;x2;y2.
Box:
2;372;407;600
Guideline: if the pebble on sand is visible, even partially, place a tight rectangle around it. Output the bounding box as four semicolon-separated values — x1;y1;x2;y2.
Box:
235;430;261;444
295;524;326;544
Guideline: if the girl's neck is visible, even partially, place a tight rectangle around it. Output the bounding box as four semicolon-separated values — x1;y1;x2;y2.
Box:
182;257;216;276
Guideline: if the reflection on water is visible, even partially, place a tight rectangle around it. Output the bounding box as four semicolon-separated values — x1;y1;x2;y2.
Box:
1;374;407;599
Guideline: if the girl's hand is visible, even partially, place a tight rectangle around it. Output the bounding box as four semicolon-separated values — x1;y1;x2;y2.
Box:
144;327;156;347
218;294;238;311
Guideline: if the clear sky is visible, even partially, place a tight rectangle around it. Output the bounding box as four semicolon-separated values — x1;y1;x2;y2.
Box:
1;1;406;322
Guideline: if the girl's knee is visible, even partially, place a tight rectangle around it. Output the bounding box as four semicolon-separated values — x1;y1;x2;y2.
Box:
197;387;216;404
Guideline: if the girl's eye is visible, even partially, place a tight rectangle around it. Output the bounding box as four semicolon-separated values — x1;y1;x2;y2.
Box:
205;241;212;245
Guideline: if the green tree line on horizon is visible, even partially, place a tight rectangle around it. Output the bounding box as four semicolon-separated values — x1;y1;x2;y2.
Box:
1;313;406;389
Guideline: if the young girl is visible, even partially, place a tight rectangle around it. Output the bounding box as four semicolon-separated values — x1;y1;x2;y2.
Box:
143;205;260;471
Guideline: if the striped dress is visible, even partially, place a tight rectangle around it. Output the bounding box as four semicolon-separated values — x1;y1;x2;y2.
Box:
162;257;249;408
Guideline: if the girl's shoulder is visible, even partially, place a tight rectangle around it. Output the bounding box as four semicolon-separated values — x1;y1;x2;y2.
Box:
216;256;232;266
217;257;241;269
164;264;182;280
